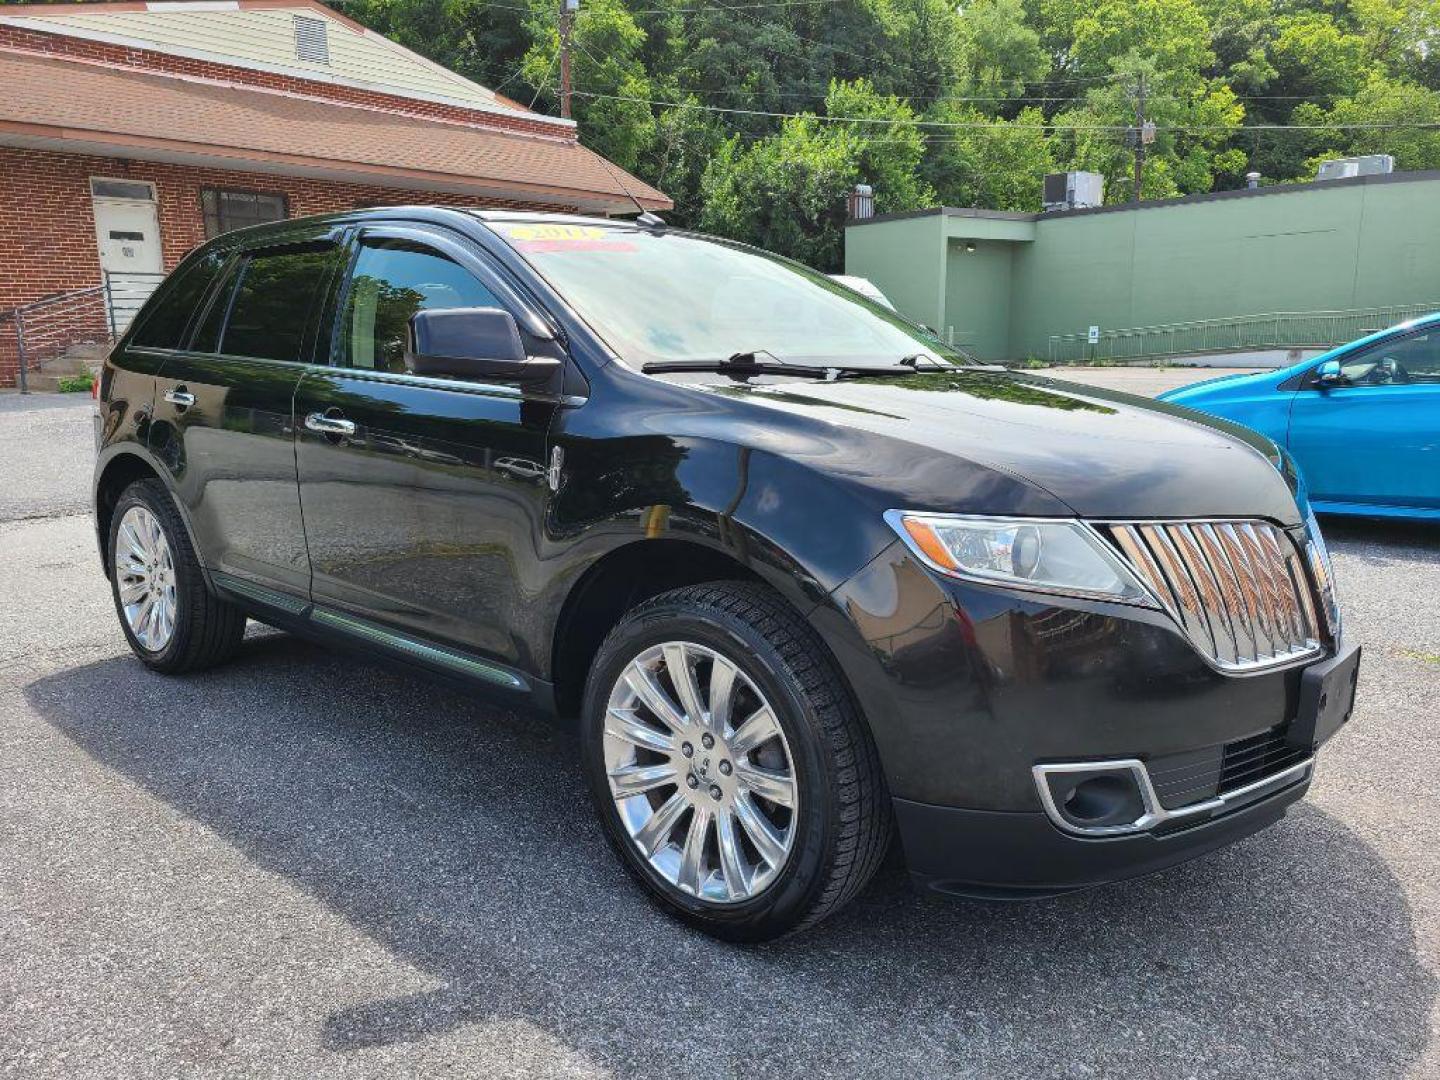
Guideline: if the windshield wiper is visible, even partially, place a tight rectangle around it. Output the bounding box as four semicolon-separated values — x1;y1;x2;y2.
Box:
642;350;953;380
641;350;833;378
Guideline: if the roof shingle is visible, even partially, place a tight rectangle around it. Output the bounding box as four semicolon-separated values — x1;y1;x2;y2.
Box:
0;50;670;210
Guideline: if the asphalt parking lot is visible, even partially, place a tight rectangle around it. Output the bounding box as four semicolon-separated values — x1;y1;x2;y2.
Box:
2;389;1438;1079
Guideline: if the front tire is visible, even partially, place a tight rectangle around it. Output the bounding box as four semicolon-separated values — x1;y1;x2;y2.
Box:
581;581;890;941
108;479;247;674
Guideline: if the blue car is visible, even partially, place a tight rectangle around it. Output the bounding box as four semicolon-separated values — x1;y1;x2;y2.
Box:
1160;314;1440;522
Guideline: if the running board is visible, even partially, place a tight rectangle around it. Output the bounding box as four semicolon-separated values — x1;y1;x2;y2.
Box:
211;571;529;692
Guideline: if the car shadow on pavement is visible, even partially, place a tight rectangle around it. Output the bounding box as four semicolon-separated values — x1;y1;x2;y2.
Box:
25;630;1436;1078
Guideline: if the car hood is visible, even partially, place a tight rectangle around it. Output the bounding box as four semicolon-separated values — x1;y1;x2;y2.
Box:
1157;369;1271;403
693;368;1303;524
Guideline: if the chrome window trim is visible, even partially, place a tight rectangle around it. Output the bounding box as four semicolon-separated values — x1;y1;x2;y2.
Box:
1033;756;1314;838
310;364;525;401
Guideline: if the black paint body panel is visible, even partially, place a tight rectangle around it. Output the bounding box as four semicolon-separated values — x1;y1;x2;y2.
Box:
93;206;1339;897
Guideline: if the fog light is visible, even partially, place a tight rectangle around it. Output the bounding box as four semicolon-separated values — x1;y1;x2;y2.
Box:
1062;774;1145;827
1034;761;1158;836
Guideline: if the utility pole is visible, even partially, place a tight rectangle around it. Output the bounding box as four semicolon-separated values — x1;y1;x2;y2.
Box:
559;0;578;119
1132;71;1146;203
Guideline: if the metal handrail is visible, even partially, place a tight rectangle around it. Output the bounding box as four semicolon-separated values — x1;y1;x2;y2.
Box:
5;285;112;394
104;271;166;336
4;272;166;392
1046;301;1440;364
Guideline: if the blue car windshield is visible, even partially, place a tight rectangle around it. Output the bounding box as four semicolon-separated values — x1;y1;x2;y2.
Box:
489;221;967;370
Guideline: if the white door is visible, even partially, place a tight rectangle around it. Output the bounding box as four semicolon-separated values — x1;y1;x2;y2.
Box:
92;197;163;276
91;186;164;330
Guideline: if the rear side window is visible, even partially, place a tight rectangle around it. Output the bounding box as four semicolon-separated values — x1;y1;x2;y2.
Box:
129;249;227;350
213;244;339;362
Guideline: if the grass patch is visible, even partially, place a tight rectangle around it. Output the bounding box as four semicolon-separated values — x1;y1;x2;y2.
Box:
1400;648;1440;666
56;373;94;394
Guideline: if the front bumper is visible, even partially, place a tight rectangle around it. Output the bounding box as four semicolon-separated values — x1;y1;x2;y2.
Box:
896;760;1310;899
807;539;1350;894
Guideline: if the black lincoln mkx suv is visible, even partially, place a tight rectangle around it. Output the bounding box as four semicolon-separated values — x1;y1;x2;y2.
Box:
93;207;1360;940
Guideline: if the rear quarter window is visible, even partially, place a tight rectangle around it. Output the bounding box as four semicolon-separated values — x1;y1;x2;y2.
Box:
128;249;228;350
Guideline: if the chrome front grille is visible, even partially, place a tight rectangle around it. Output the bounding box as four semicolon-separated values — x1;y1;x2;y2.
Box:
1104;520;1323;673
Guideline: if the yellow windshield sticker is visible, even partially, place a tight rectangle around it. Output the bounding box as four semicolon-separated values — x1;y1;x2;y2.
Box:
501;224;608;242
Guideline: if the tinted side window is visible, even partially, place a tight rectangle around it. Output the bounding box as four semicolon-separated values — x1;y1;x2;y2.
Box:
218;245;338;363
129;249;227;350
340;237;502;375
191;256;239;355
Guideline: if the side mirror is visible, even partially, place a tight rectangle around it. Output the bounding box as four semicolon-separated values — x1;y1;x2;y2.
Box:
1315;359;1342;387
406;307;560;389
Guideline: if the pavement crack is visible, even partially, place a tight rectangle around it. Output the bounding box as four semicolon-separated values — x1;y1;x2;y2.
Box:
0;508;91;526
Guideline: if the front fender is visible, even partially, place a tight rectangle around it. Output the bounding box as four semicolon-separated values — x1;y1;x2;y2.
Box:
548;424;896;614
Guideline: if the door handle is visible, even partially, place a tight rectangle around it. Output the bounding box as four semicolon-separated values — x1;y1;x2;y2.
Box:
163;388;195;409
304;412;357;437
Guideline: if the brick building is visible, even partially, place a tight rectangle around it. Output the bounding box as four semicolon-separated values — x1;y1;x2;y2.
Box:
0;0;669;386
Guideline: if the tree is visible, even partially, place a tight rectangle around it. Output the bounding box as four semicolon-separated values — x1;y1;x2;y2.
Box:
1068;0;1214;79
1298;76;1440;173
699;120;860;270
325;0;1440;265
699;79;930;270
1050;59;1245;199
920;105;1053;210
1268;13;1369;105
955;0;1048;105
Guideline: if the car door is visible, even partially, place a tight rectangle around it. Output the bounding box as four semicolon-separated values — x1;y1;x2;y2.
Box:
103;245;231;461
149;224;346;596
1287;328;1440;510
293;222;562;671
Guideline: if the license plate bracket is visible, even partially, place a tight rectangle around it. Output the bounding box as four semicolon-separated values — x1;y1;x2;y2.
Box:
1288;642;1361;751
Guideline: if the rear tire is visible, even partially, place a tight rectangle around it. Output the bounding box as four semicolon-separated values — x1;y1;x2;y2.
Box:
108;479;246;674
581;581;890;941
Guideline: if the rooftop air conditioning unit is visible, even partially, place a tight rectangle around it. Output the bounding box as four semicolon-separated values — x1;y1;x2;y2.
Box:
1043;171;1105;211
1316;155;1394;182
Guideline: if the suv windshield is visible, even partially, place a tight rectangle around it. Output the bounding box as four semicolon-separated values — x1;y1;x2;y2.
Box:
488;220;967;370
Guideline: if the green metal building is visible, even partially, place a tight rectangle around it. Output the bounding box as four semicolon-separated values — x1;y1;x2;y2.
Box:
843;170;1440;363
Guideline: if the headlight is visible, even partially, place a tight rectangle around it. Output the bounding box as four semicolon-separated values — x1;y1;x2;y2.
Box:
884;511;1156;605
1302;507;1341;638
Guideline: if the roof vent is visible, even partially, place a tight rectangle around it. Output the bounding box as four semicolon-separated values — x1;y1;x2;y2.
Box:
294;15;330;64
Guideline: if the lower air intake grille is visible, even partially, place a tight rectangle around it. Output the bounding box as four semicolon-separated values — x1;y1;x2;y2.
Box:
1219;726;1309;793
1146;725;1310;813
1104;520;1323;673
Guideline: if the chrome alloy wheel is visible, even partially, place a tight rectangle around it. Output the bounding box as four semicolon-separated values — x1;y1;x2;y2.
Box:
603;641;799;904
114;505;178;652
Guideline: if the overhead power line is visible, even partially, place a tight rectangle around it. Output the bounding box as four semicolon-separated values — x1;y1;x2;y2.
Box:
567;89;1440;132
613;0;850;13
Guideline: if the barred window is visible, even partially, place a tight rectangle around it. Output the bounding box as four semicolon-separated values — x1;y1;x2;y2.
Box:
200;188;288;239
